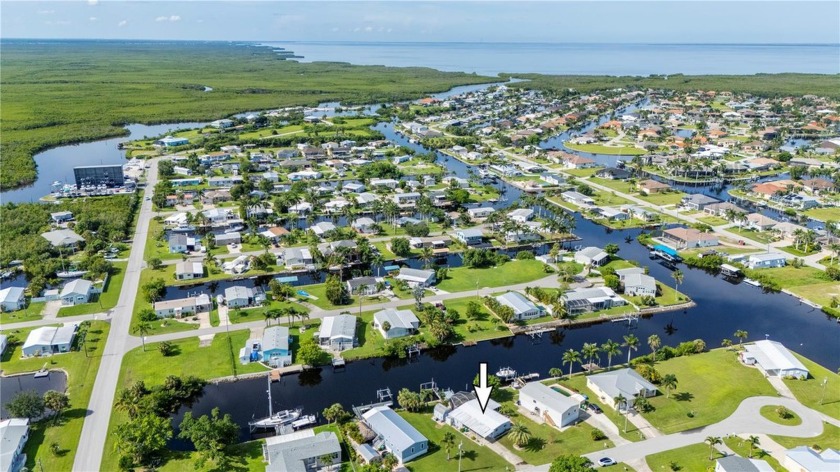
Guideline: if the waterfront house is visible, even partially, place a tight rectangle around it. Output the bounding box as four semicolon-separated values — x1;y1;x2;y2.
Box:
157;136;189;147
373;308;420;339
715;456;773;472
60;279;93;306
21;324;77;357
598;207;629;221
496;291;542;320
681;194;720;211
352;217;377;234
261;326;292;367
740;340;809;379
745;252;786;269
174;261;204;280
621;205;656;221
561;155;597;169
260;226;289;243
395;268;436;288
561;191;596;207
772;222;807;240
264;430;341;472
467;207;495;219
0;418;29;472
801;178;834;195
362;405;428;464
289;202;313;215
662;227;719;248
518;382;583;428
541;173;566;186
153;294;211;318
346;276;379;296
168;233;191;253
284;247;313;269
317;314;357;350
369;178;399;190
637;179;670;195
704;202;745;218
784;446;840;472
445;392;511;440
50;211;74;224
288;170;322;181
207;176;244;188
562;287;626;315
595;167;631;180
343;182;366;193
41;229;85;248
574;246;609;267
744;213;779;232
202;208;233;224
215;232;241;246
224;286;255;308
586;368;657;410
310;221;337;237
0;287;26;312
393;192;421;208
454;228;485;246
508;208;535;223
622;273;657;296
317;240;358;259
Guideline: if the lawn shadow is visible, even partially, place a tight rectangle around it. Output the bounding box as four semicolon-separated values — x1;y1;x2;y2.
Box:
673;392;694;402
522;436;547;452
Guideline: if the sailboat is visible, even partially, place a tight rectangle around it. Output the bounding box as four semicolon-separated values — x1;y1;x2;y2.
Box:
248;376;303;430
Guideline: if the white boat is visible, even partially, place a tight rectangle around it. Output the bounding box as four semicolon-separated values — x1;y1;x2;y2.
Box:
743;278;761;287
56;270;88;278
171;224;196;232
225;225;244;233
291;415;316;430
496;367;517;380
249;376;303;430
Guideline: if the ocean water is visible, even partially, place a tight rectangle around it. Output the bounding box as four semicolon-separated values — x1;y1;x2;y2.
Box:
263;41;840;75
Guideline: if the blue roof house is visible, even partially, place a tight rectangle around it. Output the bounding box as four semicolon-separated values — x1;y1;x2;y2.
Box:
363;406;428;464
261;326;292;367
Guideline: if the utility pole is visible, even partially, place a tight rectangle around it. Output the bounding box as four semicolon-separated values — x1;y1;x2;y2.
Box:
820;378;828;405
458;441;463;472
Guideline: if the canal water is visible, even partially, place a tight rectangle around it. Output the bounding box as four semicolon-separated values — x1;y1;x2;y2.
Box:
0;371;68;419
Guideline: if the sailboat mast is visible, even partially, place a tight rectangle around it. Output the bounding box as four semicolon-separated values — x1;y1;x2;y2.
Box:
266;375;273;417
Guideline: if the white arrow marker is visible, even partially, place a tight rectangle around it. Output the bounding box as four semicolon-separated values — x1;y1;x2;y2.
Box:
473;362;493;414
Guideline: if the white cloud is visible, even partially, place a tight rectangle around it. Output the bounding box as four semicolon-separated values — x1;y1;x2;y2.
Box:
364;26;373;32
118;20;127;27
169;15;181;22
88;0;98;5
156;15;181;22
89;16;97;21
155;16;168;22
37;10;55;15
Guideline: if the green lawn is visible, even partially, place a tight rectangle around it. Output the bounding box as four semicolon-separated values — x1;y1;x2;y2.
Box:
562;167;603;177
782;353;840;420
1;302;44;324
748;265;835;306
697;216;730;226
645;443;723;472
436;259;549;292
723;437;785;472
770;421;840;450
130;268;199;335
760;405;803;426
398;409;511;472
565;143;646;155
227;299;309;325
156;440;266;472
805;207;840;222
0;321;110;472
144;218;184;261
301;283;360;310
786;282;840;308
443;296;514;342
626;282;687;308
556;377;642;442
778;245;821;257
642;349;777;434
58;262;127;317
735;228;777;244
587;177;688;206
497;393;613;464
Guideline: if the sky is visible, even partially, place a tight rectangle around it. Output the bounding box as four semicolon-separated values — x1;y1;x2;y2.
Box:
1;1;838;44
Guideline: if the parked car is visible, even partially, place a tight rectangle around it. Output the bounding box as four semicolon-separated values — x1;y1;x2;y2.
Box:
587;403;602;414
598;457;616;467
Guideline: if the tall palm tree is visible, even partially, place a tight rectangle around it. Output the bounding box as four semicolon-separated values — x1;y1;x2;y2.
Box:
623;334;639;365
508;422;532;448
705;436;722;460
648;334;661;363
441;431;456;461
747;435;761;458
671;269;684;298
734;329;748;348
601;339;621;370
613;394;629;432
420;246;434;269
661;374;678;398
582;342;600;371
131;321;151;352
562;348;581;378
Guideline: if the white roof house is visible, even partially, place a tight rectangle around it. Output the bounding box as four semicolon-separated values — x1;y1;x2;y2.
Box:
586;368;658;410
318;315;357;350
174;261;204;280
784;446;840;472
715;456;774;472
495;291;542;320
447;398;511;440
507;208;534;222
41;229;85;247
562;287;626;314
0;418;29;472
224;286;255;308
373;308;420;339
740;340;809;379
59;279;93;306
623;273;657;296
574;246;609;266
519;382;582;428
395;268;436;287
745;252;787;269
0;287;26;312
21;324;77;357
264;429;341;472
363;405;428;464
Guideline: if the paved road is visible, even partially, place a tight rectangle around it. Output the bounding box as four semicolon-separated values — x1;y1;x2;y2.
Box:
73;159;159;472
520;396;827;471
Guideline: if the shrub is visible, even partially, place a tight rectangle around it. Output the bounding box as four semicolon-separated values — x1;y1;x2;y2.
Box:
516;250;535;260
590;428;607;441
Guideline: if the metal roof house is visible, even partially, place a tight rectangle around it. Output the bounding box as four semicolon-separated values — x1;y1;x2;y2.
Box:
261;326;292;367
518;382;583;428
745;252;787;269
174;261;204;280
362;405;428;464
395;268;436;288
740;340;809;379
346;276;379;296
586;368;658;410
40;229;85;248
715;456;774;472
21;324;77;357
784;446;840;472
317;314;357;350
454;227;485;246
224;286;255;308
373;308;420;339
264;429;341;472
574;246;609;266
0;287;26;312
59;279;93;306
495;291;542;320
447;397;511;440
622;273;657;296
0;418;29;472
562;287;626;314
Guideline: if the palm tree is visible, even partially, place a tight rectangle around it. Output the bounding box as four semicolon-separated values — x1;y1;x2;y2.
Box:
131;321;151;351
705;436;722;460
562;348;581;377
441;431;456;460
508;422;532;449
582;342;600;371
721;338;733;350
623;334;639;365
648;334;661;363
747;435;761;458
661;374;678;398
601;339;621;370
734;329;748;348
671;269;684;298
613;394;629;432
420;246;434;269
